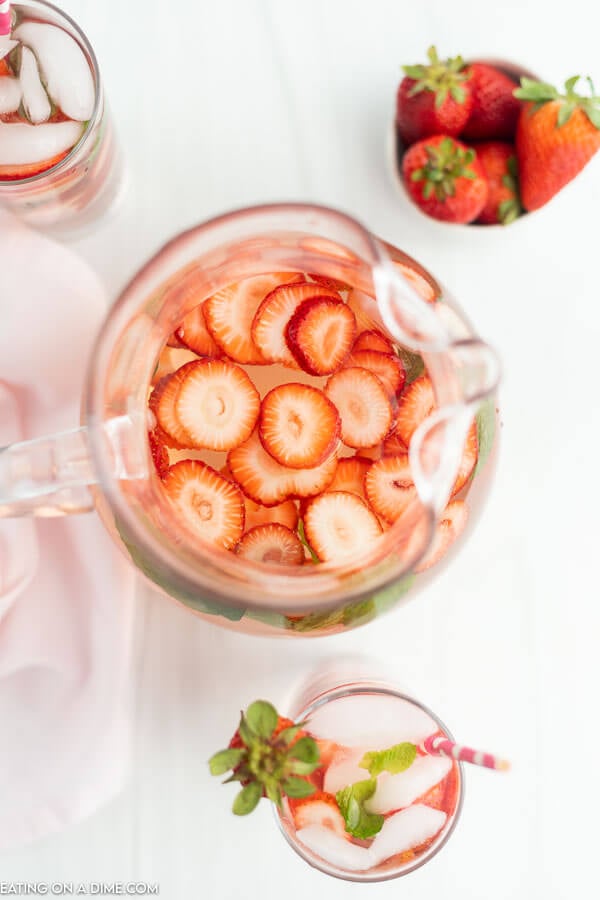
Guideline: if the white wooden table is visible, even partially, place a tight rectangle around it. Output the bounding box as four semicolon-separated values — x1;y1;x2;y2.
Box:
2;0;600;897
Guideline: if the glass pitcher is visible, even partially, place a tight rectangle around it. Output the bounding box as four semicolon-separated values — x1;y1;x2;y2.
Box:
0;204;500;636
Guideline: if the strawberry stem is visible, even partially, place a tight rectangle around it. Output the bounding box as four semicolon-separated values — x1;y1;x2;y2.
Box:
514;75;600;129
402;45;471;109
410;137;477;201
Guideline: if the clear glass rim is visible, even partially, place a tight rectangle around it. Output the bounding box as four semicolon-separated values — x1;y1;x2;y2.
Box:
274;682;464;883
0;0;103;186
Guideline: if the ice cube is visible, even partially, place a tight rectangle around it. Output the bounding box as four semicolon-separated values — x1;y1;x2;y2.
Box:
0;39;18;61
13;23;95;121
0;76;21;114
19;45;51;124
0;121;83;166
307;694;438;748
365;756;452;815
324;747;370;795
370;804;447;865
296;826;374;872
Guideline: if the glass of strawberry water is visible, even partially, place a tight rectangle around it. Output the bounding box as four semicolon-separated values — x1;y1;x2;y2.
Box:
276;660;463;881
0;0;123;231
0;204;499;635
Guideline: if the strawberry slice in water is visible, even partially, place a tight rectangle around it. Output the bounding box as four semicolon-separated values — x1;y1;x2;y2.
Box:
291;791;348;838
235;523;304;566
174;358;260;451
148;429;170;479
353;329;395;355
344;349;406;398
203;273;302;365
259;383;340;469
243;496;299;531
325;367;393;449
149;362;199;449
163;460;245;550
304;491;382;563
452;421;478;495
286;296;357;375
326;456;371;502
365;455;417;524
176;302;222;358
414;499;468;572
394;375;435;447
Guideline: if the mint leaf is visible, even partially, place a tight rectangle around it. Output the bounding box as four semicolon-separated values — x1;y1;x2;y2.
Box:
396;346;425;384
282;777;316;799
335;778;384;839
232;781;262;815
297;519;320;564
359;742;417;777
208;747;246;776
475;397;496;475
246;700;278;738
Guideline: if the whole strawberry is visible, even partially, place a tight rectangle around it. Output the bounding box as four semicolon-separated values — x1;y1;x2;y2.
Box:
209;700;320;814
475;141;522;225
396;46;473;146
402;135;488;223
514;76;600;211
461;63;522;140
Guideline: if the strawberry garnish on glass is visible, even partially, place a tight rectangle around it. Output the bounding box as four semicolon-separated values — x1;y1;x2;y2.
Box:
513;75;600;211
396;46;473;147
209;700;320;814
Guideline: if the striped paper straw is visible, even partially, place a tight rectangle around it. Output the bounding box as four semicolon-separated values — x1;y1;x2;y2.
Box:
423;734;510;772
0;1;11;37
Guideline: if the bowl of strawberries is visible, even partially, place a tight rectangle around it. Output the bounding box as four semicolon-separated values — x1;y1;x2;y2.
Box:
391;47;600;226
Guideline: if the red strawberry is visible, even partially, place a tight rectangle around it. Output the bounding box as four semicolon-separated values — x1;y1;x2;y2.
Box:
308;273;351;293
235;523;304;566
452;421;478;495
228;431;337;507
292;791;348;838
394;375;435;447
209;699;320;814
326;456;371;502
259;383;340;469
151;346;198;385
148;429;170;478
353;329;395;355
163;460;245;550
203;273;301;364
252;281;340;368
286;297;357;376
325;367;393;449
303;491;382;563
382;431;409;457
176;302;222;357
402;135;488;223
514;76;600;210
365;456;416;524
243;496;299;532
415;499;468;572
149;362;199;448
344;349;406;398
174;358;260;451
396;46;473;146
475;141;522;225
461;63;521;141
0;150;70;181
0;60;12;77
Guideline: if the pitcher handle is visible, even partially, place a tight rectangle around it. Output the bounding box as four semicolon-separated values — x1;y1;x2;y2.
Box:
0;415;148;518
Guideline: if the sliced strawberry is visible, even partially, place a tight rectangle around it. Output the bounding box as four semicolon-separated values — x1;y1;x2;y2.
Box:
347;289;383;332
252;281;340;368
151;346;199;385
286;297;356;376
356;444;382;461
325;367;392;449
415;499;468;572
148;429;170;478
326;456;371;501
394;375;435;447
174;358;260;451
166;332;185;348
0;149;70;181
227;431;295;506
382;431;409;456
203;273;301;364
308;273;351;293
292;791;348;838
304;491;382;563
353;329;395;355
0;60;12;77
244;496;299;531
344;349;406;398
259;383;340;469
162;460;245;549
150;362;199;448
288;453;338;499
452;421;478;495
176;302;222;357
365;455;417;523
393;260;437;303
235;523;304;566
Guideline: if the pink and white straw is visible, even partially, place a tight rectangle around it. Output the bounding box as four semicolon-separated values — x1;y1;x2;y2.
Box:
0;1;11;38
422;734;510;772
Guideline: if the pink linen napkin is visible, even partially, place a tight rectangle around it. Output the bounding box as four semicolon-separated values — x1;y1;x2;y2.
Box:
0;208;135;850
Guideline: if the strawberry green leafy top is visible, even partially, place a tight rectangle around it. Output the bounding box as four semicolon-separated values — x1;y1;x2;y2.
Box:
403;45;471;108
514;76;600;129
410;137;479;201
